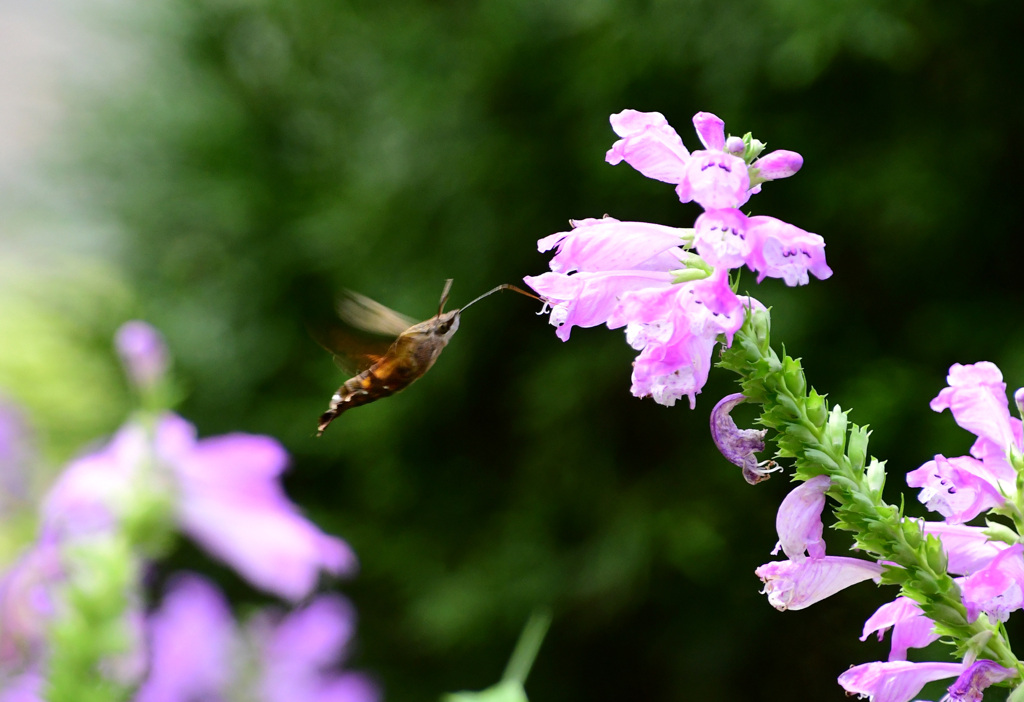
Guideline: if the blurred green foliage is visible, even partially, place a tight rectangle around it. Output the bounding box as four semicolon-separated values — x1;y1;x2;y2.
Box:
3;0;1024;699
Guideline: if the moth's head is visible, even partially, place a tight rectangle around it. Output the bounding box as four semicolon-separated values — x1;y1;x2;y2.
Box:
432;310;461;341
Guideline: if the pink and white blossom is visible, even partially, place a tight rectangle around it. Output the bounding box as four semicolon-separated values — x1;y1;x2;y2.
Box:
755;556;882;611
772;475;830;560
746;216;832;286
536;217;687;274
837;660;964;702
860;597;939;661
605;110;689;184
906;454;1006;524
960;543;1024;623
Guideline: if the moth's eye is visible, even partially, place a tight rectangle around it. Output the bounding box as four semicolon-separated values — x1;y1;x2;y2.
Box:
436;320;452;335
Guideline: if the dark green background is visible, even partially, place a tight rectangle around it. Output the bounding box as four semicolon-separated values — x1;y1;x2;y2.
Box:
10;0;1024;699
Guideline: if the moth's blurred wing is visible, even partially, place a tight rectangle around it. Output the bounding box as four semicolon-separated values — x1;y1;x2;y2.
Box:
308;290;414;375
337;290;416;337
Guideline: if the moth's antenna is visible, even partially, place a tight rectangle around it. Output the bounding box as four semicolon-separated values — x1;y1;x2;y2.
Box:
459;284;541;313
437;279;454;317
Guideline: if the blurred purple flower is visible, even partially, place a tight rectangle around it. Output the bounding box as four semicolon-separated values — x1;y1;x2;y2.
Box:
42;413;356;601
115;321;169;391
0;398;33;511
0;540;62;672
137;574;379;702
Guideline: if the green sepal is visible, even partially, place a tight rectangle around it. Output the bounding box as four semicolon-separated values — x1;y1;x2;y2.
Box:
983;519;1019;545
865;459;887;494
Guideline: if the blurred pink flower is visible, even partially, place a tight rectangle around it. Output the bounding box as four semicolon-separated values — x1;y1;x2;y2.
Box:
137;574;379;702
42;414;355;601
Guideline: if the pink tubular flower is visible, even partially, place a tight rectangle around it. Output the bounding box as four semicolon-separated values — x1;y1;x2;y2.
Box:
860;597;939;661
772;475;830;560
524;270;673;342
905;454;1005;524
536;216;686;274
692;208;751;269
931;362;1018;452
755;556;882;611
838;660;964;702
609;274;748;408
605;110;689;183
918;521;1008;576
42;414;355;601
745;215;832;286
960;543;1024;623
709;393;773;485
675;151;751;210
930;362;1023;494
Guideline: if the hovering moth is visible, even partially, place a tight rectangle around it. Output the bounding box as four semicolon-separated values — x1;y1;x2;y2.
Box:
314;279;538;435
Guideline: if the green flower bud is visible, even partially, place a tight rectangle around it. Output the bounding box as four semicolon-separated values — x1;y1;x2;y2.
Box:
805;390;827;427
983;520;1019;545
901;520;923;548
924;535;948;575
847;426;869;470
782;356;806;397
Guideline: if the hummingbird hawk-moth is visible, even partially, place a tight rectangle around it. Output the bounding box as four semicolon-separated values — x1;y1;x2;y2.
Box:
314;279;538;435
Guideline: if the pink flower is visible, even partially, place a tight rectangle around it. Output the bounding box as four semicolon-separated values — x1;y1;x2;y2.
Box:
772;475;830;560
918;521;1008;576
674;150;751;210
905;454;1005;524
536;217;686;274
605;110;689;183
136;574;379;702
692;208;752;269
746;216;833;286
755;556;882;611
42;414;355;601
930;362;1023;494
837;660;964;702
931;362;1019;452
134;575;234;702
524;270;673;342
608;274;748;408
860;597;939;661
960;543;1024;623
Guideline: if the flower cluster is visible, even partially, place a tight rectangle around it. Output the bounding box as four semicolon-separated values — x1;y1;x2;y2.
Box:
525;110;831;408
0;322;376;701
729;357;1024;701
